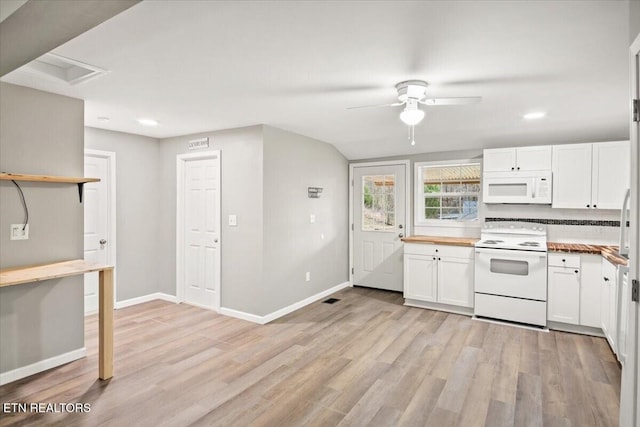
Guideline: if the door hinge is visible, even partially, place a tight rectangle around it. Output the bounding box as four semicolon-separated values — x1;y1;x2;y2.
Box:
351;223;354;231
634;99;639;122
632;279;639;303
351;267;354;275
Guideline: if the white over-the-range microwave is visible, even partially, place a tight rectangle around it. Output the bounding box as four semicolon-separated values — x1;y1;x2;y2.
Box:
483;171;552;204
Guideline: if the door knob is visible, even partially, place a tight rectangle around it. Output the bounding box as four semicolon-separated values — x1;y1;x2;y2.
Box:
398;224;403;229
99;239;107;245
398;233;404;238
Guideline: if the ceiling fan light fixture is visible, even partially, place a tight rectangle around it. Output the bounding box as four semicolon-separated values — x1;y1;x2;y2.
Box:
400;105;425;126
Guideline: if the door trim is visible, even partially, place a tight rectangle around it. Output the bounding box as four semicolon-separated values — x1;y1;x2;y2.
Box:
84;149;117;308
176;150;221;311
619;31;640;427
348;160;411;286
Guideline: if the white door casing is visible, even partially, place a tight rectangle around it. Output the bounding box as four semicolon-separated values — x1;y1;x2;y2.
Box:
83;150;116;315
620;33;640;427
350;161;409;292
176;151;221;311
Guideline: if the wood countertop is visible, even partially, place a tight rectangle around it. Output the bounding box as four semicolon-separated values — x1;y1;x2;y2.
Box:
401;237;628;267
547;242;627;266
401;236;478;247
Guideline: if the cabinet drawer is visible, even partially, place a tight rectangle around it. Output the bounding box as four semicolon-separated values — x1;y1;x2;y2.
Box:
404;243;437;256
404;243;473;259
548;253;580;268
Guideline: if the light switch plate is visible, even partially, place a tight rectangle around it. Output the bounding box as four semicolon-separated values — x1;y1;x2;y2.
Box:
228;214;237;226
11;224;29;240
310;214;316;224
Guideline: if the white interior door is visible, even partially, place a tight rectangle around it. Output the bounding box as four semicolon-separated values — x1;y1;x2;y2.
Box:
352;163;407;291
84;153;111;315
620;34;640;427
180;154;220;310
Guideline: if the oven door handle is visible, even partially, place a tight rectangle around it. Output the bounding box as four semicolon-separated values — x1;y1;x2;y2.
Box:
474;247;547;259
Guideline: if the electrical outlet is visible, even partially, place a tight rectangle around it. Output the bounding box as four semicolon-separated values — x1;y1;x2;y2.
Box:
228;214;237;226
10;224;29;240
305;272;311;282
310;214;316;224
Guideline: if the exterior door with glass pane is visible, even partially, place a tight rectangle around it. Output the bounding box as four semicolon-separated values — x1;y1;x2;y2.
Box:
353;164;406;291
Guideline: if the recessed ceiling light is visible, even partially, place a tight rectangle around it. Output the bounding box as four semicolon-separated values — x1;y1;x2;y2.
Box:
523;112;546;120
97;116;110;122
137;118;159;126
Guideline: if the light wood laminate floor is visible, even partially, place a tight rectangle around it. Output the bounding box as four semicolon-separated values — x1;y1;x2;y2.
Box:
0;287;621;426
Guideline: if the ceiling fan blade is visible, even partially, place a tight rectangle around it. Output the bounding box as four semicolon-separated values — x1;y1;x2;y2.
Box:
419;97;482;106
346;101;404;110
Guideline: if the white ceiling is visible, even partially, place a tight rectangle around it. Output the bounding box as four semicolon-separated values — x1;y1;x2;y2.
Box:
1;0;631;160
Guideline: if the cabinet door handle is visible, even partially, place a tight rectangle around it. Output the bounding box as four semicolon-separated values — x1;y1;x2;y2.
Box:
574;270;579;274
398;233;404;238
587;204;590;208
604;277;609;282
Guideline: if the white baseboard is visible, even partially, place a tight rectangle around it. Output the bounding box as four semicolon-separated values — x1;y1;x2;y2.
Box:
218;307;265;324
0;347;86;386
220;281;350;325
115;292;177;309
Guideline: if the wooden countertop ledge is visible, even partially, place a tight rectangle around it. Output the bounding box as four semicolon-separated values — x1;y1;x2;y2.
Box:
0;259;114;287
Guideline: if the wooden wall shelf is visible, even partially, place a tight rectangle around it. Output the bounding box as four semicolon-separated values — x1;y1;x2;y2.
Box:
0;172;100;202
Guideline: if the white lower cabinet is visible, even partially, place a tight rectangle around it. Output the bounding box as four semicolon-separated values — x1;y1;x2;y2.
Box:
579;255;602;328
548;264;580;325
403;253;437;302
547;253;602;328
403;244;474;309
438;256;474;307
601;258;618;354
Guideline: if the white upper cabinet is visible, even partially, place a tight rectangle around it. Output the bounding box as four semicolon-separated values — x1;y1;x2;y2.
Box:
483;148;517;172
483;146;551;172
552;141;630;209
552;143;593;208
513;146;552;171
591;141;631;209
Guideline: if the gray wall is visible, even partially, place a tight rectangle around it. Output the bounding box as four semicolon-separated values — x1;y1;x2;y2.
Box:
158;126;265;314
631;0;640;43
0;82;84;373
261;126;349;315
84;127;162;301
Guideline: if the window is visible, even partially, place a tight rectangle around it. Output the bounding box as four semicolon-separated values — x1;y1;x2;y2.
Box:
362;174;395;231
415;161;481;223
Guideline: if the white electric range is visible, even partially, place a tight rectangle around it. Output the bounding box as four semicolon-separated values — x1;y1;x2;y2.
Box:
474;222;548;327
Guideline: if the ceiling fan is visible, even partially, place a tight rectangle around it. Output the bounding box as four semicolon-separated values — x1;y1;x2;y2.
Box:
348;80;481;144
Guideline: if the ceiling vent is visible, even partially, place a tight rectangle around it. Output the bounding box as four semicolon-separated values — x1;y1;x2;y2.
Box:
21;53;108;85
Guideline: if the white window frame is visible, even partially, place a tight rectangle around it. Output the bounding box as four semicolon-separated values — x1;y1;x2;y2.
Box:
414;159;481;226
